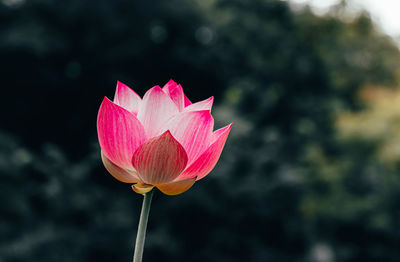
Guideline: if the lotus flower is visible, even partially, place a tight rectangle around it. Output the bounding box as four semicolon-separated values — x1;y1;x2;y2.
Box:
97;80;232;195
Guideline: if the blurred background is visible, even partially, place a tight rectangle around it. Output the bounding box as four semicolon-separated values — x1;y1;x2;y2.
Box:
1;0;400;261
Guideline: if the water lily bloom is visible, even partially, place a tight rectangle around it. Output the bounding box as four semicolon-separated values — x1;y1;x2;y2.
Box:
97;80;232;195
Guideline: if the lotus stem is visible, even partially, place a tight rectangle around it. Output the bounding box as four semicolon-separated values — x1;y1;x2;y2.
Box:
133;190;154;262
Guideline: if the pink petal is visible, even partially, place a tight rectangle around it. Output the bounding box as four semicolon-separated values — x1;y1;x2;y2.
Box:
97;97;147;169
162;110;214;164
184;95;192;107
179;123;232;180
162;79;185;111
183;96;214;112
137;86;179;138
113;81;142;115
132;131;188;185
157;177;197;195
101;151;141;183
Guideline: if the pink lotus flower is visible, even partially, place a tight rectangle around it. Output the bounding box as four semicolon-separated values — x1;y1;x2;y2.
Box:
97;80;232;195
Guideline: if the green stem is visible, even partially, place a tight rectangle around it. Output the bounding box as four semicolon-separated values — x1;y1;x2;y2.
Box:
133;190;154;262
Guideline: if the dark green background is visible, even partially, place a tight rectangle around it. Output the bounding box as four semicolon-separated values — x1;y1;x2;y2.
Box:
1;0;400;261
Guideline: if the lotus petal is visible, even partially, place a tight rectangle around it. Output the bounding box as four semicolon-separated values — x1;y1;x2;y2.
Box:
162;79;185;111
184;96;214;112
179;123;232;180
157;177;197;195
184;94;192;107
113;81;142;115
132;183;154;194
97;97;147;169
101;151;140;183
137;86;179;138
162;110;214;164
132;131;188;185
